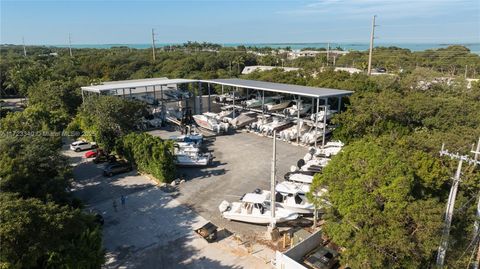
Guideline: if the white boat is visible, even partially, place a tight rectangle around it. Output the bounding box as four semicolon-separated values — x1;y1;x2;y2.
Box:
173;143;212;166
248;114;272;132
259;117;293;135
278;121;309;141
218;193;299;224
265;97;292;111
299;158;330;173
175;153;211;166
310;109;338;121
300;127;331;145
215;92;245;103
284;100;312;116
193;113;229;133
257;189;314;214
244;96;276;108
230;111;258;128
276;181;309;195
216;106;242;122
170;133;204;145
309;141;344;157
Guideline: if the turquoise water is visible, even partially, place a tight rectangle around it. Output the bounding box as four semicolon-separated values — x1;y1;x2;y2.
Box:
58;42;480;53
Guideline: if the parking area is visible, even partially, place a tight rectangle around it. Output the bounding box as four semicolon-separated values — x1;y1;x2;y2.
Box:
64;144;273;269
148;129;306;236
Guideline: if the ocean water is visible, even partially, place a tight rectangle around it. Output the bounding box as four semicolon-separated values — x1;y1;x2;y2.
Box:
62;42;480;54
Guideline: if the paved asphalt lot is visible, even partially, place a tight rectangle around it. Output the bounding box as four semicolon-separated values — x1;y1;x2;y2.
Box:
147;129;307;236
64;143;273;269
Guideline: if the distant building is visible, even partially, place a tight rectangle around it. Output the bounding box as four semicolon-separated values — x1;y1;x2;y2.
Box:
241;65;300;75
334;67;362;74
288;50;349;59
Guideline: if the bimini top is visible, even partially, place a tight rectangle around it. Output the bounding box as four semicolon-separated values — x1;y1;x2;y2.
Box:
201;78;353;98
81;78;197;93
241;193;267;204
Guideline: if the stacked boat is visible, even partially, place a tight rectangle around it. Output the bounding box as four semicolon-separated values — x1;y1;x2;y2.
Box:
218;142;343;225
193;112;229;134
173;134;212;166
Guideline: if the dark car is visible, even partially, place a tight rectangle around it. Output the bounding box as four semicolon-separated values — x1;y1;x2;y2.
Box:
375;67;387;73
103;161;133;177
93;153;116;164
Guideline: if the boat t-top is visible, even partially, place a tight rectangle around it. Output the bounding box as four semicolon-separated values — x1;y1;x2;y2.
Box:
218;193;299;224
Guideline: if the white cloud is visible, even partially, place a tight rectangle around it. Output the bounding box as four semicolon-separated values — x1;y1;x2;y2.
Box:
278;0;478;19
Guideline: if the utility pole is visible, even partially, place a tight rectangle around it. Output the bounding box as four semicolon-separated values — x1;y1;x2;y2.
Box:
437;141;480;267
267;130;279;240
151;28;156;61
470;138;480;269
68;33;73;57
367;15;377;75
436;159;462;267
465;65;469;79
22;37;27;57
326;43;330;66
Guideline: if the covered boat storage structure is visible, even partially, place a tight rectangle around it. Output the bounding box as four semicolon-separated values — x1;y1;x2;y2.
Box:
81;78;353;146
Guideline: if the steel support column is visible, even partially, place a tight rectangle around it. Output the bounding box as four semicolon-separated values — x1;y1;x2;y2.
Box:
314;98;319;147
198;82;203;114
207;83;211;112
296;95;300;144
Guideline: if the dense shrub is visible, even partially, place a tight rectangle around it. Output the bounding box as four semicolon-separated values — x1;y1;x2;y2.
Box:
116;133;176;183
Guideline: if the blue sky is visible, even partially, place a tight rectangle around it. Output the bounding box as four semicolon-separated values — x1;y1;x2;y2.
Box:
1;0;479;45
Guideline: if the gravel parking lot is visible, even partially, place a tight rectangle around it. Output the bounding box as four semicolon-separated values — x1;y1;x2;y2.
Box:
64;143;273;269
148;129;307;236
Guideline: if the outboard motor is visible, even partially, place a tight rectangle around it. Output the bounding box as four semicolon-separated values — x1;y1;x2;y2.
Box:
218;201;231;213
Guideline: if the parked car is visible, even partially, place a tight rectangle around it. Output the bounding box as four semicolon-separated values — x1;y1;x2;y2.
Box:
93;153;116;164
103;161;133;177
70;140;97;152
375;67;387;73
85;148;102;158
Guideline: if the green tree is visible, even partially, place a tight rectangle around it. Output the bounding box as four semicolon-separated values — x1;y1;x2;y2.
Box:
309;137;447;268
0;193;104;268
116;132;176;182
0;136;71;204
72;95;147;151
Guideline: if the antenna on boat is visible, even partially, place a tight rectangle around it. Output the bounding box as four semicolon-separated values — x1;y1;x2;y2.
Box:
436;138;480;267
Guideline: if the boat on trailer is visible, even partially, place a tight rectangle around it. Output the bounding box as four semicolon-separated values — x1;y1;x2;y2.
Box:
254;189;315;214
218;193;299;224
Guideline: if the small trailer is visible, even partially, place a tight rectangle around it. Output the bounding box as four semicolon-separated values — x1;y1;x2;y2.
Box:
194;222;218;243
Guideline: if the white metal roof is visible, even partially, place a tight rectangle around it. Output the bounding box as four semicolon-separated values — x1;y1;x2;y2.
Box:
81;78;197;93
242;193;267;203
201;78;353;98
